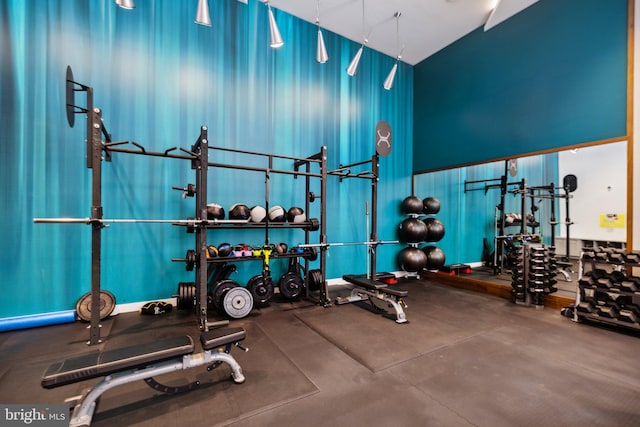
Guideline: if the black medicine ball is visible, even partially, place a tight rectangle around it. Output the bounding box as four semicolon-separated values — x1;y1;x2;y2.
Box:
206;203;225;220
229;203;251;220
287;207;306;223
401;196;424;215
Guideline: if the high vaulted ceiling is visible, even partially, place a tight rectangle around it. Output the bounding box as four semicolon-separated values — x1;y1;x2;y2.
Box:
267;0;539;65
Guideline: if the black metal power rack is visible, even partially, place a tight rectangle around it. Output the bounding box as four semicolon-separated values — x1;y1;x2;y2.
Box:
34;67;329;345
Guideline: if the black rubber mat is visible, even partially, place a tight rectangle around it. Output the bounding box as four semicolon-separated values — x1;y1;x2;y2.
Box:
0;313;318;427
296;280;516;372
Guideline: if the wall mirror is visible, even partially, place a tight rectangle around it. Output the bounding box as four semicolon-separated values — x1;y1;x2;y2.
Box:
412;140;627;299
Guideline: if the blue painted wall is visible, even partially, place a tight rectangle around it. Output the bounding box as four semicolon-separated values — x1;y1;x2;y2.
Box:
0;0;413;317
413;0;628;173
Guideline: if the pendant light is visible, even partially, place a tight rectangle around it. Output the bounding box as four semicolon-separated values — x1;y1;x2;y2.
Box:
347;0;367;76
383;12;402;91
195;0;212;27
316;1;328;63
266;1;284;48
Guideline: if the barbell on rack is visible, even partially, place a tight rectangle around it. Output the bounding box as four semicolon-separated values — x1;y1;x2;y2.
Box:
33;217;250;225
296;240;399;249
33;217;320;230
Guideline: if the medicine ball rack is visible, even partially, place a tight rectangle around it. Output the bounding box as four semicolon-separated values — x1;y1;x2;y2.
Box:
33;66;329;345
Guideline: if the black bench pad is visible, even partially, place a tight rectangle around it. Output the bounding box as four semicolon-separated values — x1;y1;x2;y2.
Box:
41;335;194;389
343;275;408;298
200;327;245;350
343;275;387;290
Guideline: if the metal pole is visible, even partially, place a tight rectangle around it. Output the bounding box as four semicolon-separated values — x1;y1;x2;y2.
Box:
370;154;379;280
88;99;103;345
195;126;209;330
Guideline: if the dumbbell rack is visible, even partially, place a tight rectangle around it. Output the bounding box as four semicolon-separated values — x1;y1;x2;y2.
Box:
573;248;640;331
509;242;558;306
180;137;330;330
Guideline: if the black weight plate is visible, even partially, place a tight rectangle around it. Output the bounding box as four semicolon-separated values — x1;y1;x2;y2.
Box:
76;290;116;321
222;286;253;319
308;269;323;292
279;272;303;300
247;275;274;306
185;249;196;271
176;282;196;310
212;280;238;309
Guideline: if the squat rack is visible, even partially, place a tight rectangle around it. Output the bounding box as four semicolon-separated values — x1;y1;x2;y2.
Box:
34;66;329;345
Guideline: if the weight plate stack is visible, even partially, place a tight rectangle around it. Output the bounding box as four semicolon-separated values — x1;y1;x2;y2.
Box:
212;280;239;310
307;269;323;292
176;282;196;310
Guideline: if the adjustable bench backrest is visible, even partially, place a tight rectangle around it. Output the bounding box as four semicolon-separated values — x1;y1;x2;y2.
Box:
41;335;194;389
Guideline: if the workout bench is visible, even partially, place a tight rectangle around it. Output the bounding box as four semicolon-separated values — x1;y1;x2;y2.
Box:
41;327;247;427
336;274;408;323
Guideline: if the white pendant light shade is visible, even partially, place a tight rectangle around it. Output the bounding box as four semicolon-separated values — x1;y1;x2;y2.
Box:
195;0;212;26
346;44;364;76
115;0;135;9
316;28;328;63
268;6;284;48
383;62;398;90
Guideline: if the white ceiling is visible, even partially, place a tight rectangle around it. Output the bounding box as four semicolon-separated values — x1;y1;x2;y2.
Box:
267;0;540;65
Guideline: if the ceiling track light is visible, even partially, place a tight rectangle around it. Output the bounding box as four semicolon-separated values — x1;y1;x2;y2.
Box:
266;1;284;48
346;0;367;76
115;0;135;10
316;1;328;63
195;0;212;26
383;11;402;91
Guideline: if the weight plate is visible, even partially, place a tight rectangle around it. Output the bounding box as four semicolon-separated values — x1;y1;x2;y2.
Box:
247;275;274;306
308;269;323;292
212;280;239;309
279;272;303;300
185;249;196;271
222;287;254;319
76;290;116;321
176;282;196;310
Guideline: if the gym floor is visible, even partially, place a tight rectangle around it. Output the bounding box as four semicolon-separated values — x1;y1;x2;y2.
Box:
1;278;639;427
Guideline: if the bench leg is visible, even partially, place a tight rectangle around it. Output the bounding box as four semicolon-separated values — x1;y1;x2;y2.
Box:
336;288;408;324
69;351;245;427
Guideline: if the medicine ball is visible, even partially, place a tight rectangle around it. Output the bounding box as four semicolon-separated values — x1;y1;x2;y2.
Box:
276;242;288;254
401;196;424;215
398;217;427;243
424;218;445;242
206;203;225;220
423;246;446;270
422;197;441;215
250;205;267;223
217;242;232;257
229;203;251;220
397;247;427;272
287;206;306;223
268;205;286;222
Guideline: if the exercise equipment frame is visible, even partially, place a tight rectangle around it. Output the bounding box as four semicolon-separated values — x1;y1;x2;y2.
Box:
34;66;330;344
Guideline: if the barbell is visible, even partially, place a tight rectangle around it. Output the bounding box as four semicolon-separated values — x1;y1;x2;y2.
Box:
33;217;320;230
296;240;399;249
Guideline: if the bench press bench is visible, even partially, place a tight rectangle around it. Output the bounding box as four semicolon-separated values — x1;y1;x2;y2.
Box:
336;274;408;323
41;327;247;427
